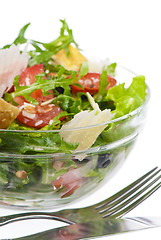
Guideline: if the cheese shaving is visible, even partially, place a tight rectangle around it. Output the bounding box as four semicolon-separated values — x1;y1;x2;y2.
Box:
60;94;114;159
0;44;29;97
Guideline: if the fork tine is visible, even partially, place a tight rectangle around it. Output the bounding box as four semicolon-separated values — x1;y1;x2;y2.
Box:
103;181;161;219
100;173;161;217
95;167;158;210
99;169;161;214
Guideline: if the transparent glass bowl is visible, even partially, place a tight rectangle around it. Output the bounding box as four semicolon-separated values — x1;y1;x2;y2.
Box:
0;66;150;209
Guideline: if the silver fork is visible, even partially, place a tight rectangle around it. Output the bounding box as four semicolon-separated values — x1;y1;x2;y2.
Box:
0;167;160;226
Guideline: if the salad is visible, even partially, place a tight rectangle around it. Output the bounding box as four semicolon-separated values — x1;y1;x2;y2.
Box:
0;20;147;200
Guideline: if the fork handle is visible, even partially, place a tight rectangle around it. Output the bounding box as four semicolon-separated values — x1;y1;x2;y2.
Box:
0;212;75;226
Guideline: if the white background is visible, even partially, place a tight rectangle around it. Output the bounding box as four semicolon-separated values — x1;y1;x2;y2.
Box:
0;0;161;239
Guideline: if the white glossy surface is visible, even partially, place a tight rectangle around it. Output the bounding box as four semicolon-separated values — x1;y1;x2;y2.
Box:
0;0;160;239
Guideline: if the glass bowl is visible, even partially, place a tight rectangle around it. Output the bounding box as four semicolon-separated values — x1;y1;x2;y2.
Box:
0;66;150;209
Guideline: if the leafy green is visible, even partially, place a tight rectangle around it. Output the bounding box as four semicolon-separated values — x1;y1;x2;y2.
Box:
13;23;31;46
35;159;54;185
78;61;89;78
105;62;117;76
9;160;34;189
2;23;31;49
93;75;147;145
106;75;146;118
0;163;9;184
95;63;117;103
4;72;74;105
45;64;74;76
44;111;73;130
1;19;78;67
53;95;80;114
126;75;146;109
43;19;78;57
8;121;37;132
4;61;89;106
0;130;78;154
36;158;77;185
97;69;109;99
0;20;148;195
29;51;54;67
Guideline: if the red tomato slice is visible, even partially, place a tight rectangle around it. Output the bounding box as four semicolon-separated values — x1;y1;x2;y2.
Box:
30;89;54;104
15;64;64;128
17;104;63;129
71;72;117;94
18;64;54;104
19;64;44;86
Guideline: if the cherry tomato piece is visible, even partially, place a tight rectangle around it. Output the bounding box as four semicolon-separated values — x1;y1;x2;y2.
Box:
19;64;44;86
18;64;54;103
17;104;63;129
71;72;117;94
15;64;64;128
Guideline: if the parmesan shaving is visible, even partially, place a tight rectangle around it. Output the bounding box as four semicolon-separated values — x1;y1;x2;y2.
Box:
35;120;43;126
0;44;29;97
60;93;113;159
86;92;101;113
41;98;55;106
22;110;36;119
60;109;113;157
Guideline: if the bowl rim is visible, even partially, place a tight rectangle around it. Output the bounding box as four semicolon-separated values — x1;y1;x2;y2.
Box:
0;66;150;133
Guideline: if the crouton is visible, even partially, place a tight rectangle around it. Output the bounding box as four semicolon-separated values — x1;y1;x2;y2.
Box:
52;45;87;71
0;98;20;129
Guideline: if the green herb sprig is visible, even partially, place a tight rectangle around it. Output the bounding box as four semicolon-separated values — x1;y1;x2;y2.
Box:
2;19;78;67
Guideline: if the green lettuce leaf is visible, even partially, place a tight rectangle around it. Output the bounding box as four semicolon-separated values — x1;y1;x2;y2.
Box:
106;75;146;118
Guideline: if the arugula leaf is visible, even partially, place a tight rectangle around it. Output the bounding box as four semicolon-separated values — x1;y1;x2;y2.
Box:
2;20;78;67
45;64;74;76
53;95;80;114
46;111;73;130
29;19;78;66
4;73;74;105
2;23;30;49
0;130;78;154
13;23;31;45
43;19;78;56
29;51;54;66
